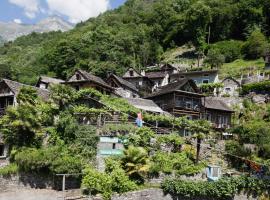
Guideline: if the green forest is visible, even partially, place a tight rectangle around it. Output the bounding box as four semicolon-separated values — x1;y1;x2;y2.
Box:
0;0;269;84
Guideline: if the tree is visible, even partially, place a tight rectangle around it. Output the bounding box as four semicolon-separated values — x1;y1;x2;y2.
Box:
242;29;268;59
0;64;12;79
188;120;212;163
0;88;42;147
50;84;77;111
121;146;150;184
204;49;225;69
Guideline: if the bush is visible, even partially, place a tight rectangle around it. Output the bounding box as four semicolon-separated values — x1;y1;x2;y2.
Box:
209;40;243;63
14;147;83;174
82;166;137;200
162;176;270;199
242;80;270;94
241;30;268;60
0;164;18;176
150;151;204;176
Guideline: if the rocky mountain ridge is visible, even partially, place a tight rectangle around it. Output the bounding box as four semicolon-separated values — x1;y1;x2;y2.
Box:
0;16;73;41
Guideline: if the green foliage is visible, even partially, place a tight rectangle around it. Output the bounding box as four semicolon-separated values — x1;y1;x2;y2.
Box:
162;176;270;199
242;29;268;59
55;112;79;142
68;125;99;160
82;165;137;200
150;151;204;175
0;0;269;83
100;123;137;135
121;127;155;151
82;167;113;200
156;133;184;152
209;40;244;63
242;80;270;94
204;49;225;69
0;163;18;176
50;84;77;110
14;147;83;174
121;146;150;184
199;82;224;95
0;87;54;147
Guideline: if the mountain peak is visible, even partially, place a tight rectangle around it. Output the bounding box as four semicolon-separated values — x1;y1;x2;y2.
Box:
0;17;74;41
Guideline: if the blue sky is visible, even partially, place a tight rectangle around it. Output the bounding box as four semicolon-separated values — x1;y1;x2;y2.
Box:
0;0;126;24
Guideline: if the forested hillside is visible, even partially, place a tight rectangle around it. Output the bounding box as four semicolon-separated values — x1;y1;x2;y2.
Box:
0;0;270;84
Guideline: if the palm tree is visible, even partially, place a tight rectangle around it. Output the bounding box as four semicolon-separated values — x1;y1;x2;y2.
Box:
121;146;150;184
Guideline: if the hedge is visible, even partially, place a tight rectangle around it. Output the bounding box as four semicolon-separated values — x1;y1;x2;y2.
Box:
242;81;270;94
161;176;270;200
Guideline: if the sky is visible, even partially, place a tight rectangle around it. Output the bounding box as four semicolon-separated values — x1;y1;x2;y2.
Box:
0;0;126;24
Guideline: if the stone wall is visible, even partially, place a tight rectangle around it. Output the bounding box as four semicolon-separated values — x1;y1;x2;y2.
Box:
0;174;80;192
92;189;258;200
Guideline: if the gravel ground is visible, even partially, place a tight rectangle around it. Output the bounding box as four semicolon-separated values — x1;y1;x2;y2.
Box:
0;189;82;200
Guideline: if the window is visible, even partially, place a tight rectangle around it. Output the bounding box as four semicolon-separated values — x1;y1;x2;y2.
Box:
0;144;5;157
112;143;116;149
139;81;143;86
203;79;209;84
186;102;192;109
225;87;231;92
204;74;209;77
75;85;80;91
206;113;211;121
76;74;81;80
180;75;185;79
129;71;134;77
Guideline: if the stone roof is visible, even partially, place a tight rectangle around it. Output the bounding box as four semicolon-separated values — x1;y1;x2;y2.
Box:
145;71;167;79
170;70;218;78
222;77;241;86
125;98;164;113
203;97;233;112
147;79;202;98
108;74;138;92
69;70;113;89
2;79;50;100
38;76;64;84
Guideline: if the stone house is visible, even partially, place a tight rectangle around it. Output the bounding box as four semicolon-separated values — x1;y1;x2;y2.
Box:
65;69;115;95
122;68;153;96
106;74;140;98
144;64;179;89
169;70;219;85
202;97;234;130
221;77;241;97
36;76;64;89
146;79;204;120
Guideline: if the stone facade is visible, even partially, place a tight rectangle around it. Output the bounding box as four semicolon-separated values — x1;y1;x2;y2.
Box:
0;174;80;191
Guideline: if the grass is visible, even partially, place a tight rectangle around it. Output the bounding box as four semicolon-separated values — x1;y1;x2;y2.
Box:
219;58;265;79
0;163;18;176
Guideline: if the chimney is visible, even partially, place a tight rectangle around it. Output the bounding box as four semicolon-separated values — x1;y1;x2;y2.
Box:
141;70;145;76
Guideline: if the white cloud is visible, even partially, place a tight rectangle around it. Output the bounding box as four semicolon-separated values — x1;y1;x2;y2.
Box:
13;18;22;24
9;0;40;19
46;0;110;23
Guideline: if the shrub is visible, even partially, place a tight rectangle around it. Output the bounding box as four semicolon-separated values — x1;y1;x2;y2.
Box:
14;147;83;174
209;40;243;63
242;80;270;95
0;164;18;176
82;167;112;200
162;176;270;199
82;166;137;200
150;151;204;176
